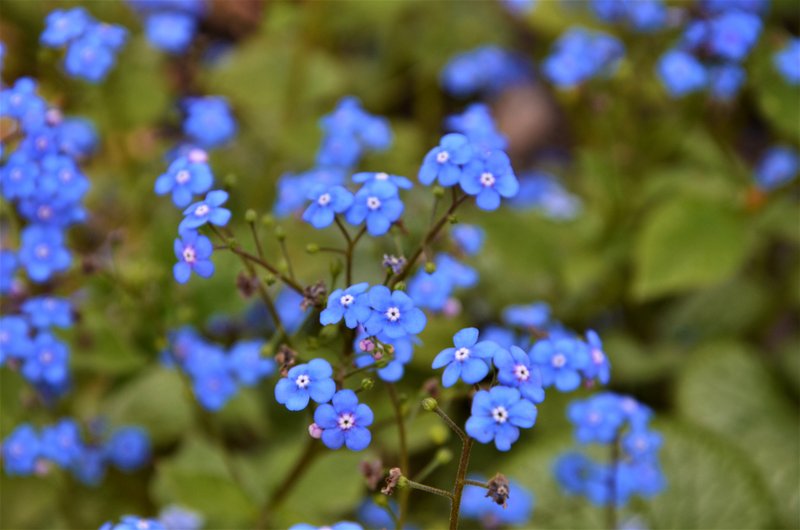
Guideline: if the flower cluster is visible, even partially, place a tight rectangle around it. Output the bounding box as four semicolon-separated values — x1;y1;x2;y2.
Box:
554;393;665;507
40;8;127;82
542;27;624;88
162;327;275;411
588;0;667;33
440;45;533;98
126;0;206;54
316;96;392;168
2;420;150;485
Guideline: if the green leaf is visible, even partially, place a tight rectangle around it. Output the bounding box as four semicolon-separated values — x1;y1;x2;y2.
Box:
633;197;748;300
675;342;798;528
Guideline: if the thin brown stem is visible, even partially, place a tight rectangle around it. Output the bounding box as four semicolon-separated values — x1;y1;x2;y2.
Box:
387;383;410;528
404;479;454;500
433;404;468;442
449;437;473;530
464;479;489;489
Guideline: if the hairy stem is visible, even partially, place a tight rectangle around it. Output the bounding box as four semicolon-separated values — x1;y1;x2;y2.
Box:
432;404;467;442
449;437;473;530
404;478;454;500
464;479;489;489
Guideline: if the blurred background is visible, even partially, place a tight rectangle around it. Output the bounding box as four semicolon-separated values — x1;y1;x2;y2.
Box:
1;0;798;529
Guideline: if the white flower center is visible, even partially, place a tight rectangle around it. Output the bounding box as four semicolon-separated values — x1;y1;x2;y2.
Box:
182;246;196;263
514;364;530;381
0;331;9;343
591;348;605;364
188;149;208;163
35;244;50;259
340;294;355;307
317;193;332;206
337;412;356;431
194;204;210;216
59;169;72;183
366;196;381;210
175;170;191;184
35;137;48;151
621;398;637;413
10;169;22;181
551;353;567;368
492;406;509;424
37;206;53;220
295;374;311;389
588;411;601;424
40;350;53;364
385;307;401;322
436;151;450;164
375;172;389;180
634;437;647;451
454;347;470;361
479;172;496;187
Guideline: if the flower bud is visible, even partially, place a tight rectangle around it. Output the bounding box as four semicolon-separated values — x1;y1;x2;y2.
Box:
435;448;453;465
308;423;323;439
274;226;287;241
244;209;258;223
397;476;410;489
430;424;449;445
359;338;375;353
224;173;237;188
424;262;436;274
261;214;274;227
447;214;458;224
421;397;438;412
262;273;276;286
432;185;445;197
306;243;320;254
394;281;406;291
361;378;374;391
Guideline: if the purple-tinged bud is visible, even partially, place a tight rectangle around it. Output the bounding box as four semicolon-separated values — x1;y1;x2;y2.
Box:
308;422;323;439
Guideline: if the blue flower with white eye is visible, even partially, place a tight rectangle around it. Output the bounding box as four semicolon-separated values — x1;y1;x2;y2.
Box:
503;302;550;329
568;393;627;444
144;12;197;54
41;8;91;47
179;190;231;232
363;285;427;339
39;154;90;203
622;428;663;461
774;38;800;85
346;180;404;236
418;133;475;186
40;418;82;467
275;358;336;411
228;339;275;386
465;386;537;451
21;296;73;329
2;424;41;476
451;224;484;256
320;283;371;328
64;32;121;83
493;345;545;403
106;427;151;472
22;332;69;386
1;152;39;200
19;193;86;228
582;329;610;385
18;225;71;282
460;150;519;211
302;185;353;229
754;146;799;191
18;125;59;159
183;96;237;148
529;336;590;391
432;328;498;387
707;11;761;62
313;389;373;451
0;316;33;364
173;230;214;284
155;149;214;207
352;171;412;192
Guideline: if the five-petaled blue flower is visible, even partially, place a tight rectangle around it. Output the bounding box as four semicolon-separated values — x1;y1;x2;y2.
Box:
155;149;214;207
418;133;475;187
1;424;41;476
173;230;215;284
582;330;610;385
530;336;590;391
21;296;73;329
460;151;519;211
432;327;497;387
494;345;545;403
364;285;427;339
465;386;537;451
302;185;353;229
183;96;237;148
346;180;404;236
22;332;69;386
105;427;151;472
40;418;82;467
313;389;374;451
19;224;71;282
179;190;231;232
275;358;336;411
228;339;275;386
320;283;371;328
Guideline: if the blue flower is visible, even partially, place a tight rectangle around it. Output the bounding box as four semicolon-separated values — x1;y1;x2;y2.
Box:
542;27;624;87
275;358;336;411
101;516;166;530
289;523;363;530
145;12;197;54
553;451;595;495
19;193;86;228
56;117;98;159
22;332;69;386
657;49;707;97
503;302;550;329
184;345;238;410
21;296;73;329
302;185;353;229
71;445;107;486
228;339;275;386
0;250;19;295
774;38;800;85
0;316;33;364
1;152;40;200
363;285;427;339
275;288;311;334
440;46;532;97
465;386;537;451
19;225;71;282
445;104;508;152
754;146;799;191
529;337;589;391
625;0;667;32
346;180;404;236
155;149;214;207
317;97;392;167
461;475;534;525
40;418;82;467
2;424;41;475
408;269;454;312
622;428;663;461
320;283;371;328
159;505;204;530
352;171;412;192
460;150;519;211
432;327;497;387
708;64;745;101
0;78;47;131
451;224;484;256
418;133;474;187
582;330;610;385
173;230;215;284
435;254;478;288
313;389;374;451
273;167;346;218
64;31;123;83
179;190;231;232
183;96;237;148
39;154;90;203
568;392;626;443
707;12;761;62
106;427;151;472
493;346;545;403
481;325;520;350
41;8;91;47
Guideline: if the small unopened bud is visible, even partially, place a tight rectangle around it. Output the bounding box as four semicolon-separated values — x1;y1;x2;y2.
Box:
372;351;383;361
330;259;343;276
245;209;258;223
261;214;274;227
187;148;208;164
274;226;287;241
435;448;453;465
421;397;438;412
432;185;445;197
306;243;319;254
394;281;406;291
424;262;436;274
430;424;449;445
447;214;458;224
375;357;389;369
372;493;389;507
308;423;323;439
359;338;375;353
263;273;276;286
361;378;374;391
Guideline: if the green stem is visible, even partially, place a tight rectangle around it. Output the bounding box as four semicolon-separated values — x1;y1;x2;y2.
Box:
387;383;410;528
449;437;473;530
279;238;297;281
464;479;488;489
404;478;454;500
432;404;467;442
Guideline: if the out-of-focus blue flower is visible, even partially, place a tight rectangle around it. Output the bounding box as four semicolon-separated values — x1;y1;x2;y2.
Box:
275;288;310;334
105;427;150;472
71;445;107;486
22;332;69;386
622;428;663;461
0;78;47;131
346;180;404;236
407;268;454;312
461;475;534;526
708;64;745;101
321;283;371;328
568;392;627;443
159;505;204;530
554;451;595;495
657;49;707;97
2;424;41;475
0;251;20;295
1;153;40;200
156;149;214;207
0;316;33;364
18;225;71;282
64;26;127;83
40;419;82;467
101;516;167;530
445;104;508;152
21;296;73;329
501;0;537;16
173;230;215;284
313;389;374;451
56;117;98;159
582;330;610;385
494;345;545;403
316;97;392;168
41;8;91;47
364;286;427;339
774;38;800;85
460;150;519;211
432;327;498;387
179;190;231;232
145;12;197;54
699;0;767;14
754;146;799;191
273;167;346;218
183;97;237;148
352;171;412;192
228;340;274;386
465;386;537;451
302;184;353;229
503;302;550;329
707;12;761;62
275;358;336;411
451;224;484;256
542;27;624;87
530;336;589;392
189;348;238;411
440;45;532;97
418;133;475;187
289;523;363;530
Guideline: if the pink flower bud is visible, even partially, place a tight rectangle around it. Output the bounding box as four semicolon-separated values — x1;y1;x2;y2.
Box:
308;422;323;439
